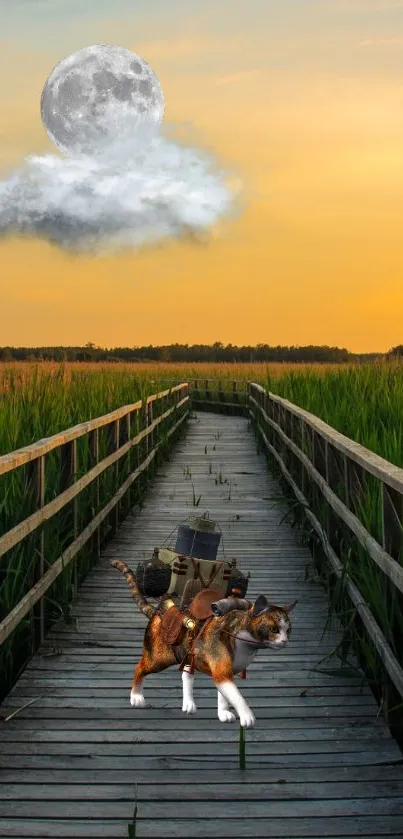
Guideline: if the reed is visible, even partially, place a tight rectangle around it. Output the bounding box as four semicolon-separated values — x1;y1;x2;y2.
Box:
239;724;246;770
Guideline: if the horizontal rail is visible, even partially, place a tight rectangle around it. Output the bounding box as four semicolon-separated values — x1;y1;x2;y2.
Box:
0;383;186;477
252;411;403;700
249;394;403;595
251;382;403;495
0;408;188;647
0;396;188;560
191;399;248;411
0;385;190;649
249;381;403;700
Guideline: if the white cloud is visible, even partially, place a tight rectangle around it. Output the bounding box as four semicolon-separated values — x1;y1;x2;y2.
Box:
0;128;239;255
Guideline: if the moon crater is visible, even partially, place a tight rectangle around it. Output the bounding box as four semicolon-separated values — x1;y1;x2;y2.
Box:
41;44;165;154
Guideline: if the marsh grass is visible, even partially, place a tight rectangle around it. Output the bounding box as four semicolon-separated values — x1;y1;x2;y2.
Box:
0;364;185;701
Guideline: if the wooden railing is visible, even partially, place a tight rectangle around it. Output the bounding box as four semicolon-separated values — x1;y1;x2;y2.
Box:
155;378;248;414
248;381;403;699
190;378;248;411
0;383;189;652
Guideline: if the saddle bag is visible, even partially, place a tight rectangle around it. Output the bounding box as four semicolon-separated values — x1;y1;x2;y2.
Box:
156;547;232;599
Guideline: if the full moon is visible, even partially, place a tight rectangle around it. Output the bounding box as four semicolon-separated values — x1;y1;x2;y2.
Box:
40;44;165;154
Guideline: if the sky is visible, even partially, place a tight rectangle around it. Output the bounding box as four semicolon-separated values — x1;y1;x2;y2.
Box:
0;0;403;352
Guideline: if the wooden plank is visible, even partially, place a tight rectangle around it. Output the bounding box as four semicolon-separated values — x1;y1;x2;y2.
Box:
0;742;398;758
1;796;403;818
1;818;403;838
0;726;387;743
2;779;403;799
2;780;403;803
0;764;401;784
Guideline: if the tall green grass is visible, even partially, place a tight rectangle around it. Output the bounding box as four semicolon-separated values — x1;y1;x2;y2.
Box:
256;362;403;737
265;361;403;469
0;365;184;702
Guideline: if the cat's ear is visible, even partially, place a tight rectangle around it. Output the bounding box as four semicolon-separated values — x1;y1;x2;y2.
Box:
252;595;269;616
285;600;298;613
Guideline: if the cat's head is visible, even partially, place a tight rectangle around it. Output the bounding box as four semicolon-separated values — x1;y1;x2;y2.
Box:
247;595;297;649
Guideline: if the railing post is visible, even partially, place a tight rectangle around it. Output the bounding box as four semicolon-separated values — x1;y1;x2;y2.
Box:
27;455;46;647
148;398;154;454
381;482;403;561
123;412;131;516
301;420;307;497
89;428;101;560
112;419;120;532
60;440;78;596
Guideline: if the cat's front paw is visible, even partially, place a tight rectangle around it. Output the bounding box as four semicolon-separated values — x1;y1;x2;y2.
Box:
239;707;255;728
218;709;236;723
182;700;197;714
130;689;146;708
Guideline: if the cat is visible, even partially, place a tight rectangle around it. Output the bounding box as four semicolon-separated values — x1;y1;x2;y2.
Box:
111;559;296;727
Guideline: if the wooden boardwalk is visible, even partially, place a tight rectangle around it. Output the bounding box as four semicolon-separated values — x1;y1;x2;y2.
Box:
1;412;403;838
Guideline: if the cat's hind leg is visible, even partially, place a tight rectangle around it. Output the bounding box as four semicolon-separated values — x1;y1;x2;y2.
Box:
130;658;147;707
182;664;197;714
217;689;236;723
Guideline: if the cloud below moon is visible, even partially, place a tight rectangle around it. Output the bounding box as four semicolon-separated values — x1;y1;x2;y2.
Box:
0;128;239;255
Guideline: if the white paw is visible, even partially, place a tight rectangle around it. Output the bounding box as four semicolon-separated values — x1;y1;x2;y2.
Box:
130;690;146;708
239;708;255;728
218;709;236;723
182;700;197;714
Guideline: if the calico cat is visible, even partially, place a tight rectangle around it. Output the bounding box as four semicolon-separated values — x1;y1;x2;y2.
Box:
111;559;296;727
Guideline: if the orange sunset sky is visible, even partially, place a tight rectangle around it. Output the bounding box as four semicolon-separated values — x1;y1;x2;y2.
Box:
1;0;403;352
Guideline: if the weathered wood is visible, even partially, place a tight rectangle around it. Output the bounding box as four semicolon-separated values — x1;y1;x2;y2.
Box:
252;415;403;699
0;450;156;646
0;400;189;647
25;455;46;645
0;397;187;560
2;779;403;801
250;394;403;596
2;764;399;783
89;427;101;559
1;817;403;838
2;796;403;818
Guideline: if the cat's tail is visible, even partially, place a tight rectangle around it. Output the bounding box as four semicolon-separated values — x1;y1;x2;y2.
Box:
110;560;155;620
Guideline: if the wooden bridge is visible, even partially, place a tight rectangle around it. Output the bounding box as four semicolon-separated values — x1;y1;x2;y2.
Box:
1;381;403;837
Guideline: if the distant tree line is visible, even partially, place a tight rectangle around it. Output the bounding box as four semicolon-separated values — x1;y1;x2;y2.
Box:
0;342;388;363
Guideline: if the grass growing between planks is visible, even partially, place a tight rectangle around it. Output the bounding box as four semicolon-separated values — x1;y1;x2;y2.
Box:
0;365;187;702
239;724;246;770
